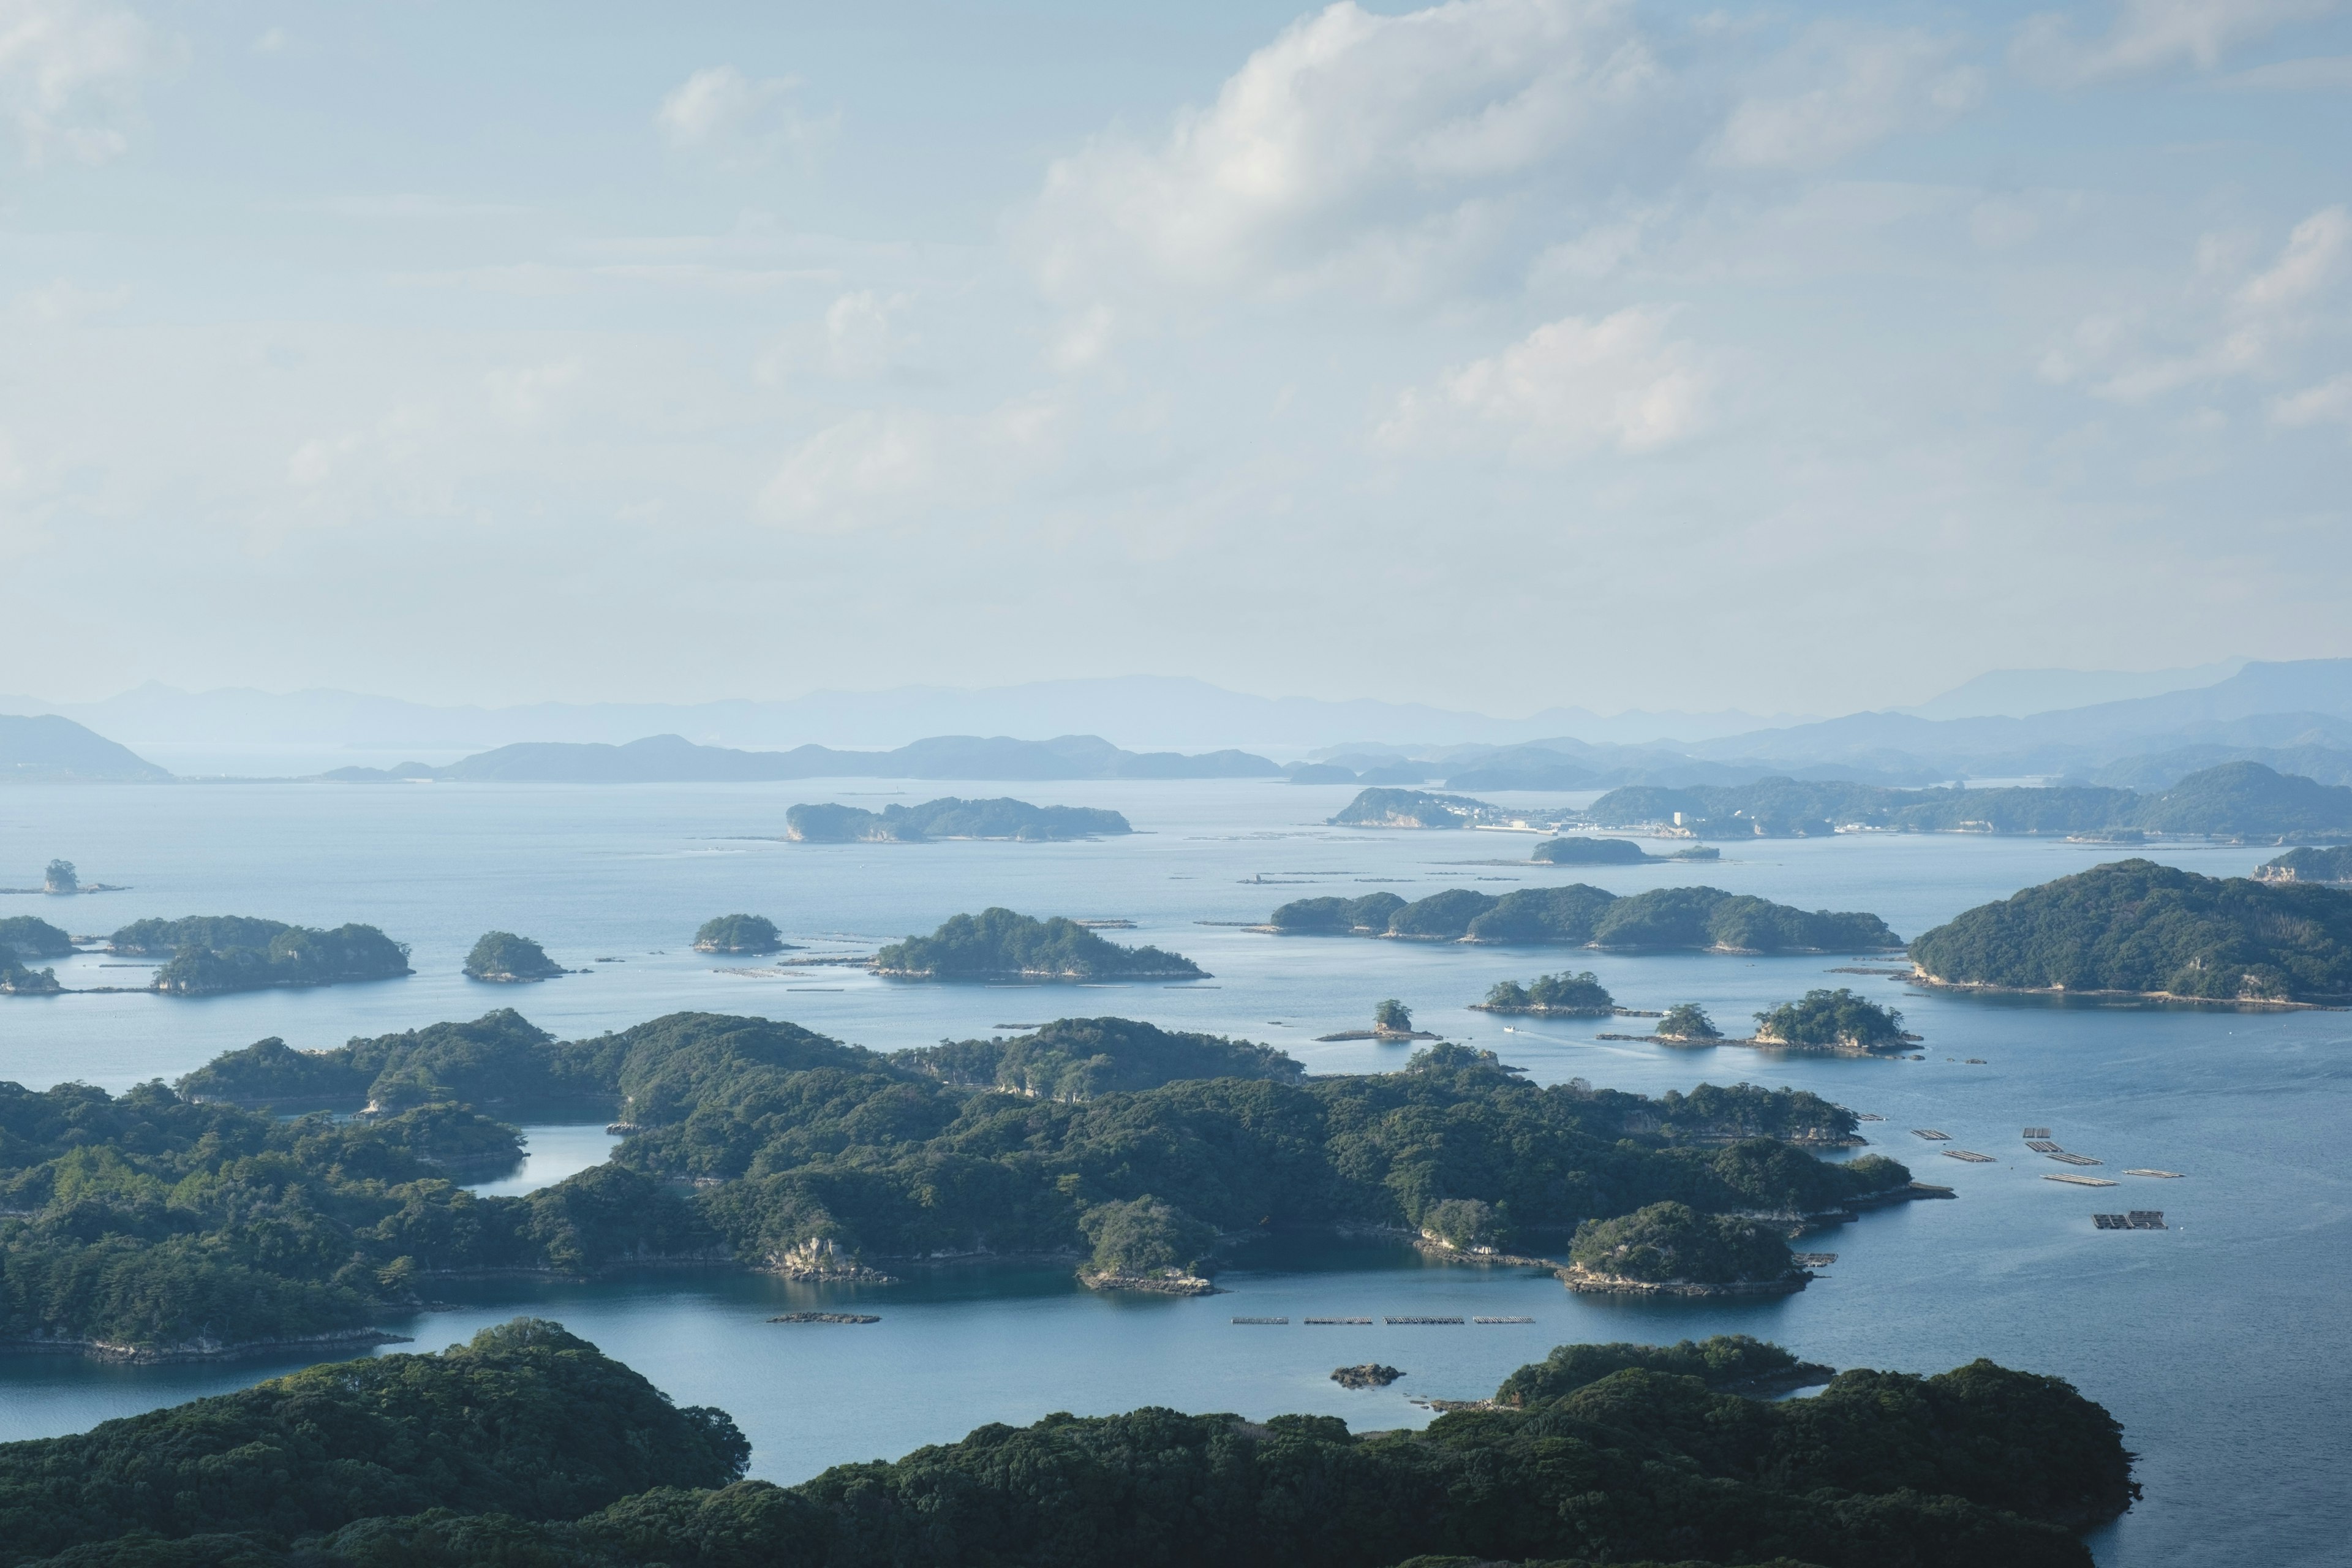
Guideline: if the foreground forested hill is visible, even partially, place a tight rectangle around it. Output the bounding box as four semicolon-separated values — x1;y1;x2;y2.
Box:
0;1323;2133;1568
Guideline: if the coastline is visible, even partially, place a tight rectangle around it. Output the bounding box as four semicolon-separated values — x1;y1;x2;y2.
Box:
1906;973;2341;1010
1557;1264;1808;1298
0;1327;412;1364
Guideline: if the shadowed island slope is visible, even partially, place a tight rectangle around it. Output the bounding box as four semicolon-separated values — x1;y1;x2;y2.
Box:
127;1011;1909;1348
1268;884;1898;952
0;1322;2133;1568
873;907;1206;979
785;796;1130;842
1909;858;2352;1005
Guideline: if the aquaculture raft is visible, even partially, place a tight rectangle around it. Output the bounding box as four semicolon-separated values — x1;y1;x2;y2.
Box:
1941;1149;1996;1163
1305;1317;1372;1325
2046;1152;2104;1166
1385;1316;1466;1325
2125;1169;2185;1178
767;1313;879;1324
2092;1212;2166;1230
1911;1129;1951;1141
2045;1174;2119;1188
1231;1316;1288;1325
2026;1140;2064;1153
1472;1316;1535;1324
2023;1126;2051;1139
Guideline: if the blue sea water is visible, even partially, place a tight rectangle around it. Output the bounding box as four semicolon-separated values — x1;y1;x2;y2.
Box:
0;778;2344;1567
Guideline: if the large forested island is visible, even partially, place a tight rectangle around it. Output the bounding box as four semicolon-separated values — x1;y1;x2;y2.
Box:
1909;858;2352;1005
108;915;412;995
1269;883;1899;952
785;796;1131;842
1591;761;2352;839
873;907;1207;979
2258;844;2352;884
17;1010;1913;1354
0;1320;2132;1568
1327;787;1537;829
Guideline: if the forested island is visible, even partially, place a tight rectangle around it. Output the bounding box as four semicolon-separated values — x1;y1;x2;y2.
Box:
693;912;785;952
1474;970;1616;1015
16;1009;1917;1353
785;796;1132;842
1327;788;1542;829
107;916;412;995
1909;858;2352;1005
1268;883;1898;952
873;908;1207;980
1591;761;2352;839
0;917;70;995
0;1319;2133;1568
1754;988;1912;1052
464;930;566;982
2258;844;2352;884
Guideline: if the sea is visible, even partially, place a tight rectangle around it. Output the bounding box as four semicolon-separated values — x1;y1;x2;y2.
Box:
0;777;2343;1567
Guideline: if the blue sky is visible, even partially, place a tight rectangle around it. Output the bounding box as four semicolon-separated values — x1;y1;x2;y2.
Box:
2;0;2348;715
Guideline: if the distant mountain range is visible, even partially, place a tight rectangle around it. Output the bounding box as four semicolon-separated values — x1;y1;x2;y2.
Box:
0;715;173;782
323;734;1281;784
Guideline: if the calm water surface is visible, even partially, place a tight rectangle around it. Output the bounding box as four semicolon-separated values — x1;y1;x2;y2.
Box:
0;780;2343;1567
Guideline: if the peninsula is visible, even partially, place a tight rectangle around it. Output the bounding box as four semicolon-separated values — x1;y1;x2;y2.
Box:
1908;858;2352;1005
1267;882;1898;952
1563;1199;1809;1295
873;908;1206;981
0;1321;2133;1568
785;796;1130;842
2257;844;2352;884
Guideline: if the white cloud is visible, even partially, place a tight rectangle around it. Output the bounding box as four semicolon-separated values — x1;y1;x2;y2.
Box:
655;64;831;170
2012;0;2342;85
1712;24;1982;172
1381;305;1711;456
1028;0;1662;300
2274;372;2352;427
0;0;164;166
2041;206;2351;401
761;400;1061;529
484;357;586;420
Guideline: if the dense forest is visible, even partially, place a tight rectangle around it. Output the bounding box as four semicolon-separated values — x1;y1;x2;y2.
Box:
693;913;784;952
1909;859;2352;1004
1327;788;1527;829
873;908;1207;980
108;916;412;995
110;1009;1905;1348
1590;762;2352;839
464;930;565;982
1476;971;1615;1014
1567;1200;1799;1286
1528;836;1650;864
785;796;1132;842
1269;883;1898;952
0;916;72;959
1752;989;1910;1051
0;1322;2134;1568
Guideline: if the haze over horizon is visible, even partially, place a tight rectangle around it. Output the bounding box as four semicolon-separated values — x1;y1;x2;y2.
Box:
3;0;2349;715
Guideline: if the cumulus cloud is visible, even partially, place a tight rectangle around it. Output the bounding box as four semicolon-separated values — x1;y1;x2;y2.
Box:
761;399;1061;529
0;0;165;166
1028;0;1662;300
1381;305;1711;456
2012;0;2341;84
1711;23;1982;171
2041;206;2351;401
655;64;831;169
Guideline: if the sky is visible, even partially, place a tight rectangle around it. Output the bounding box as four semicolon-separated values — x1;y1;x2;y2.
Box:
1;0;2348;718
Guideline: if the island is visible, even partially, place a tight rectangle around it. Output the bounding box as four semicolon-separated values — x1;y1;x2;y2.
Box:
2257;844;2352;884
1327;786;1546;829
1314;997;1443;1041
1657;1001;1724;1041
0;1319;2134;1568
464;930;567;982
108;915;414;995
1562;1199;1807;1295
1330;1362;1402;1387
1267;882;1899;952
1753;987;1912;1052
1530;836;1721;865
1474;970;1615;1015
0;916;73;959
1590;761;2352;840
1907;858;2352;1005
0;956;62;994
693;912;786;952
872;908;1207;981
1076;1195;1220;1295
785;796;1132;842
0;1009;1923;1356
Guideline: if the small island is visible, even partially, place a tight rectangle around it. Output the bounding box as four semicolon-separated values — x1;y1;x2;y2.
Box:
1474;970;1615;1016
1316;997;1442;1041
1909;858;2352;1005
1529;837;1720;865
1562;1200;1807;1295
1656;1001;1724;1041
1268;883;1898;953
464;930;567;983
873;908;1207;981
2256;844;2352;885
1328;787;1539;830
0;956;63;993
1332;1363;1403;1388
694;913;786;954
786;797;1131;843
0;859;130;896
110;916;414;995
1752;988;1912;1054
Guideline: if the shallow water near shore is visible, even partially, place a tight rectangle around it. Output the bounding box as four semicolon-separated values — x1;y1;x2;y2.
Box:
0;778;2345;1566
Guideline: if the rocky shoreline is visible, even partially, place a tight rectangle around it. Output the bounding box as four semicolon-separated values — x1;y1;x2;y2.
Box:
1079;1268;1223;1295
1557;1264;1809;1298
1905;973;2334;1009
0;1327;413;1364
